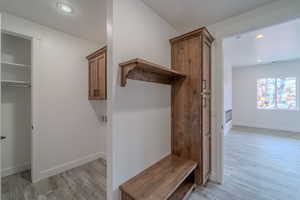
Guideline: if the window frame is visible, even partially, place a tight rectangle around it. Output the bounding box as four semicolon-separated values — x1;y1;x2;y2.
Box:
257;77;298;111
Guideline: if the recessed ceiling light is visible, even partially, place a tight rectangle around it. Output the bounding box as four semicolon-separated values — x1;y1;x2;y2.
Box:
256;34;264;39
57;2;73;13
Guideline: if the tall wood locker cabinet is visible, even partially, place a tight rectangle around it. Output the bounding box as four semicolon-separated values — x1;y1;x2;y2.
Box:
170;27;214;185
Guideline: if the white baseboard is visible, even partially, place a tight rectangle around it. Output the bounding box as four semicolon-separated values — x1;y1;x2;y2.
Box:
224;121;232;136
232;124;300;134
39;152;105;181
1;163;31;177
209;171;220;182
209;171;216;181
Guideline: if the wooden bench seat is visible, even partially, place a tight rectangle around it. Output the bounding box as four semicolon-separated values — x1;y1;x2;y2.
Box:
120;154;197;200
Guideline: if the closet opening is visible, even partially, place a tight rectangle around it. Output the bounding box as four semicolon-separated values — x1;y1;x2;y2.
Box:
1;30;33;182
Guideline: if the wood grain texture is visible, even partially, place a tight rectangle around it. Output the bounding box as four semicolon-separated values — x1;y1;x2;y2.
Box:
87;47;107;100
169;182;195;200
169;27;214;45
86;46;107;60
119;58;186;87
171;28;213;185
120;154;197;200
118;28;213;200
1;158;106;200
189;127;300;200
200;35;212;185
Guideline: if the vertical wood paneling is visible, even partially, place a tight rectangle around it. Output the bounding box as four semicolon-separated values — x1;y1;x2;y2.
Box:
171;39;191;158
97;54;106;98
170;28;214;186
86;47;107;100
201;38;212;184
89;58;97;98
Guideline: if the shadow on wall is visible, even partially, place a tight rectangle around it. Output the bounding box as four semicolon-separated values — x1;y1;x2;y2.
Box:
115;80;171;112
89;100;107;124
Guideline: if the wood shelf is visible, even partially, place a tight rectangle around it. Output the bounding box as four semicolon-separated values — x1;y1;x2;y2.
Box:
169;182;195;200
119;58;186;87
120;154;197;200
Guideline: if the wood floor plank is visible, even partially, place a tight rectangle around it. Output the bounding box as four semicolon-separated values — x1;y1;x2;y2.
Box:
4;127;300;200
189;127;300;200
1;158;106;200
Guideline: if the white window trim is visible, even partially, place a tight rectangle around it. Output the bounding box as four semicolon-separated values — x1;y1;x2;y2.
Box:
257;77;298;111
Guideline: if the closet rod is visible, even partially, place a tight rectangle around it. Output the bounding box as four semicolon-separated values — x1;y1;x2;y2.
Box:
3;84;31;88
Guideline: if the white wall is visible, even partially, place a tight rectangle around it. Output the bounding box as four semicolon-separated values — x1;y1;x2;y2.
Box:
106;0;177;199
223;39;233;135
1;87;31;176
1;12;106;180
233;59;300;133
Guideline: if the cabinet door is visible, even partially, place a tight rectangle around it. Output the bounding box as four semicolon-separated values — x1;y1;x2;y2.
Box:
201;37;212;184
88;53;106;100
96;54;106;99
89;58;98;99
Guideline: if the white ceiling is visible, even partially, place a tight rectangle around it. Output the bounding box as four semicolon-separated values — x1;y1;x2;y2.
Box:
0;0;106;43
224;18;300;67
0;0;278;43
142;0;277;32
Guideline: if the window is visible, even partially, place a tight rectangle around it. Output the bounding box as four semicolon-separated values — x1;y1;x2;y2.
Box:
257;77;297;110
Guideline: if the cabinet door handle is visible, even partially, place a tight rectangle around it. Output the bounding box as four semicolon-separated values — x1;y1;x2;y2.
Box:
1;136;7;140
202;96;207;108
203;80;207;90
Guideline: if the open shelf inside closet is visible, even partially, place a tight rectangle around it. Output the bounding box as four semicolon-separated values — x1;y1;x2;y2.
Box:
1;31;32;178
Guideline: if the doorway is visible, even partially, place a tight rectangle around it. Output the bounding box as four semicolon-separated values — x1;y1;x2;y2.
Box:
1;30;34;184
211;18;300;199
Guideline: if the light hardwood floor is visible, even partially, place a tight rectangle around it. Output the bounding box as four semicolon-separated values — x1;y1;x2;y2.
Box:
1;158;106;200
190;126;300;200
3;127;300;200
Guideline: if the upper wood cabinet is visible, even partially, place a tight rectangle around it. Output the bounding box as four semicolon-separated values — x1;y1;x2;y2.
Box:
86;46;107;100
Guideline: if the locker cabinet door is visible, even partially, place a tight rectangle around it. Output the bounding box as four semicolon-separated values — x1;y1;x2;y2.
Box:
202;38;212;184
